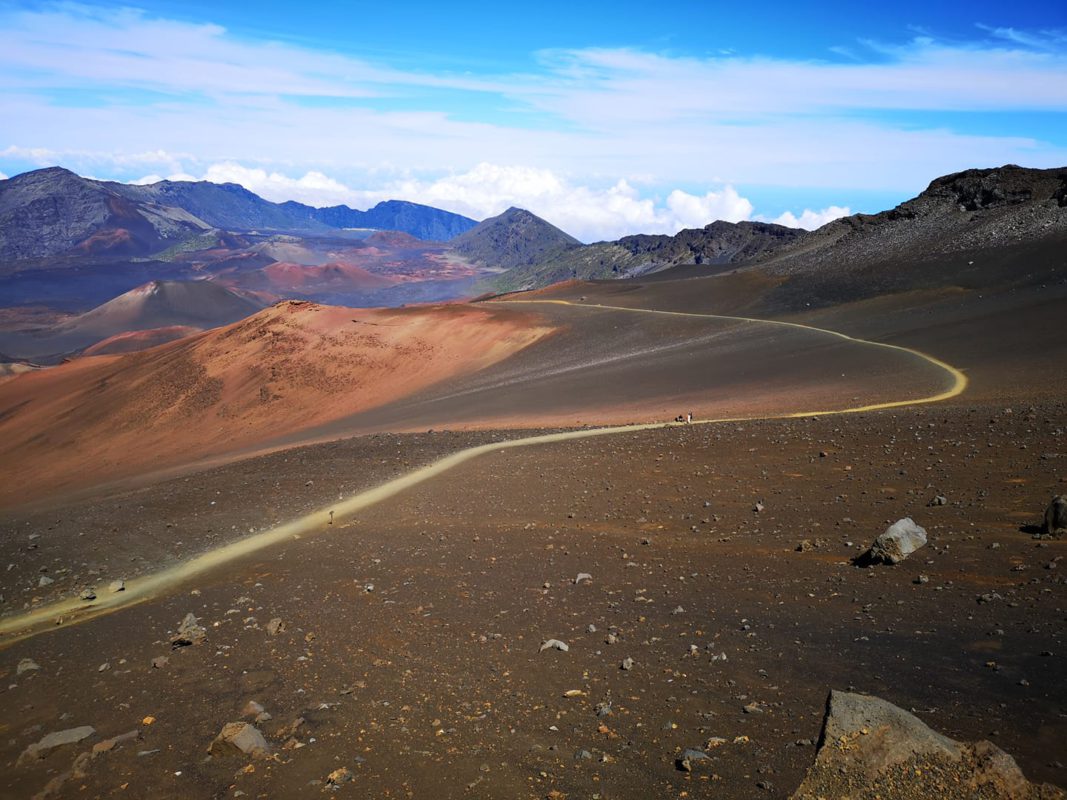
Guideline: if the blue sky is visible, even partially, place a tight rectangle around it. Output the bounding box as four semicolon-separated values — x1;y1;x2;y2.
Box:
1;0;1065;240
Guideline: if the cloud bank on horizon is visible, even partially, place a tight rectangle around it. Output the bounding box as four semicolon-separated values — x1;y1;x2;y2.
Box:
1;3;1065;240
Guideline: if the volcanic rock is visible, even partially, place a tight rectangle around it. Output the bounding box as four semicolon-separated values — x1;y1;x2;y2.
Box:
1045;495;1067;535
862;518;927;565
790;691;1064;799
208;722;269;758
17;726;96;765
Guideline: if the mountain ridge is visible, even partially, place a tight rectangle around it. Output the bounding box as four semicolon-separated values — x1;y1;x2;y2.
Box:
0;167;479;262
487;164;1067;293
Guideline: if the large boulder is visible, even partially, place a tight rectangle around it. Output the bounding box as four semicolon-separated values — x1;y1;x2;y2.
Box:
791;691;1064;799
863;518;927;565
208;722;269;758
1045;495;1067;535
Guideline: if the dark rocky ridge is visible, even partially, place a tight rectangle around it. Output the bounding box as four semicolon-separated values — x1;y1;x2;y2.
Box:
484;165;1067;295
756;165;1067;277
493;219;806;291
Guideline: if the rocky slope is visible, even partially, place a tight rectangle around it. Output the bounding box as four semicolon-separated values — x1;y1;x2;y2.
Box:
0;168;211;261
757;165;1067;276
490;165;1067;294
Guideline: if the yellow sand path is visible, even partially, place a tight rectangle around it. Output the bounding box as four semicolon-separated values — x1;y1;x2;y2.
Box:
0;300;966;646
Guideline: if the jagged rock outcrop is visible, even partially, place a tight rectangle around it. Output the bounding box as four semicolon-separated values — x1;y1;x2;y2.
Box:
791;691;1064;800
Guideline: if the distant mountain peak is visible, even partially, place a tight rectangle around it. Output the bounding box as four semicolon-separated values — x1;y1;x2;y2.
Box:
450;207;581;270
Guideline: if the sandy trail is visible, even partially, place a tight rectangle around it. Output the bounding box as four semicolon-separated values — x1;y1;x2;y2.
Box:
0;300;967;646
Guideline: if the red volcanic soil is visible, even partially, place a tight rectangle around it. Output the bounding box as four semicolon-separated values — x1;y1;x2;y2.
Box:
0;302;552;508
259;261;397;291
72;226;135;255
82;325;200;356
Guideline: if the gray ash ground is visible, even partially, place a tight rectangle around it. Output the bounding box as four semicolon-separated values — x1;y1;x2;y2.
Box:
0;430;547;615
1;401;1065;799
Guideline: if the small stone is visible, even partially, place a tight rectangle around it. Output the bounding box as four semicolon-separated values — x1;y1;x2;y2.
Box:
574;573;593;584
677;748;708;771
38;576;54;587
265;618;284;636
586;624;597;633
108;579;126;593
17;658;41;675
326;767;354;786
620;657;634;671
914;574;930;584
539;639;569;653
243;700;265;717
151;656;169;669
80;588;97;601
171;613;207;648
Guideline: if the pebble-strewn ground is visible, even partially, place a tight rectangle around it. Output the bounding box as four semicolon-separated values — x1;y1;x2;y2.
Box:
2;401;1064;799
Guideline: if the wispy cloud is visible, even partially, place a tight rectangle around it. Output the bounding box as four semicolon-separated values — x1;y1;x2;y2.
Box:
1;5;1065;239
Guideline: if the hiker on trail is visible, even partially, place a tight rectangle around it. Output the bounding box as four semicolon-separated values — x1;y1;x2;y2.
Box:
686;412;692;424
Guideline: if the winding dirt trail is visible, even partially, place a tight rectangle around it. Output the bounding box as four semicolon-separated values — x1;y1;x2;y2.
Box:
0;300;967;646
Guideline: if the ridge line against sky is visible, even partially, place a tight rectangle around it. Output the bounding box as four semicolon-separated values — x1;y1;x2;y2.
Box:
1;1;1065;241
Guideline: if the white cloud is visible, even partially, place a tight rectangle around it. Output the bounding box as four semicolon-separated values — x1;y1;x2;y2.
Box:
0;171;7;180
666;187;753;229
772;205;852;230
200;163;353;206
326;163;757;241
